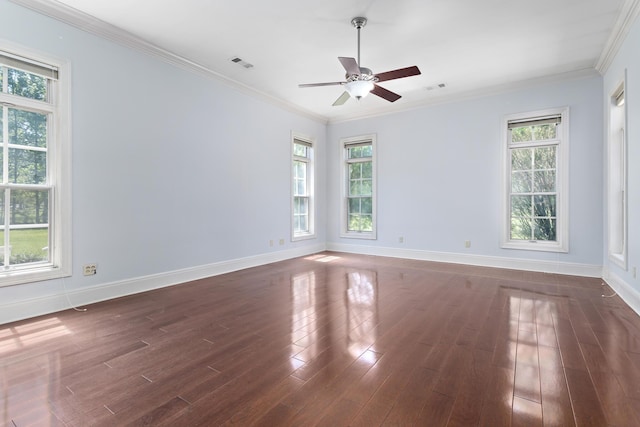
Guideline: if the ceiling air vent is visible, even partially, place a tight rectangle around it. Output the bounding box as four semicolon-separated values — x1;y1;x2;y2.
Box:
425;83;446;91
230;57;254;69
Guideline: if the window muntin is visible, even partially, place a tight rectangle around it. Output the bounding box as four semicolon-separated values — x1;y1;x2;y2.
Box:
0;48;69;285
502;109;567;252
292;136;314;240
342;136;376;239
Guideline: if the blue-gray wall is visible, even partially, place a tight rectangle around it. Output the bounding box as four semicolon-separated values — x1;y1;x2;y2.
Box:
1;0;639;323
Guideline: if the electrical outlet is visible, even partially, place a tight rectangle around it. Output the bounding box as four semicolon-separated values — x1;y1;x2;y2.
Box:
465;240;471;248
269;240;274;247
83;263;97;276
398;236;404;243
279;238;285;245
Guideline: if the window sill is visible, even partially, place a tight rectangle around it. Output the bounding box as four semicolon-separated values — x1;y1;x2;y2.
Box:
0;265;71;287
501;240;568;253
340;232;377;240
292;233;316;242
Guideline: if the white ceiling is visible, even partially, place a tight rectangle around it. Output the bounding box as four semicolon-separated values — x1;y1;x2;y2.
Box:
13;0;636;122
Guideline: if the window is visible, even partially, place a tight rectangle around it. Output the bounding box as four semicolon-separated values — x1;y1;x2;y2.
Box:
292;134;314;240
0;47;70;286
608;80;627;267
341;134;376;239
502;108;568;252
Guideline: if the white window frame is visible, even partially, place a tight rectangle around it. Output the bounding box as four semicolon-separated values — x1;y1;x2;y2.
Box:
501;107;569;252
291;132;315;241
0;42;71;286
341;134;377;240
607;76;627;268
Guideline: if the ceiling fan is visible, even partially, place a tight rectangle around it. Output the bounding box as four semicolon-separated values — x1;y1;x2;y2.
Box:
299;17;421;106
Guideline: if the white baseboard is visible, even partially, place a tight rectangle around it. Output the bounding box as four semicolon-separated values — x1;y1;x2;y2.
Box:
603;268;640;317
0;244;325;325
1;243;610;325
326;243;603;278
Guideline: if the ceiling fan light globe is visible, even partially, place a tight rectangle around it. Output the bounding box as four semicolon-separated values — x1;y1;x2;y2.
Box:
345;80;374;99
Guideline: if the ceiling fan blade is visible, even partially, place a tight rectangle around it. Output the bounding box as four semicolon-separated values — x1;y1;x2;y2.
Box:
374;66;421;83
332;91;351;106
338;57;360;75
371;84;401;102
299;81;344;88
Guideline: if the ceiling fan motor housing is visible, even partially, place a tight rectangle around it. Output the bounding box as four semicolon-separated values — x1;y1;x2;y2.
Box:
346;67;377;82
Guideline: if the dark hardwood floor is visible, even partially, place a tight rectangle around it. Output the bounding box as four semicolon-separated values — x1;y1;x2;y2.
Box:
2;252;640;426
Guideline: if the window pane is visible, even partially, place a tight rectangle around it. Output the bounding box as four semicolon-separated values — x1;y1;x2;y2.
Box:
299;216;308;233
11;189;49;225
296;180;306;196
0;191;4;265
0;113;3;179
6;68;47;101
9;227;49;265
534;195;556;217
348;197;361;214
349;163;362;180
362;161;372;179
361;197;372;214
511;217;532;240
511;127;532;143
294;161;306;179
511;148;532;171
9;108;48;148
293;143;308;157
349;180;361;196
348;214;361;231
511;171;532;193
511;123;557;143
0;190;4;224
533;170;555;193
298;197;308;215
8;148;47;184
533;124;557;140
360;179;372;196
511;195;532;217
9;189;50;265
359;215;373;232
534;146;556;169
347;144;372;159
534;218;556;241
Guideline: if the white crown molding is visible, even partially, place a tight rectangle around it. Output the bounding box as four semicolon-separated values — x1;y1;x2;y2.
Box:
8;0;328;124
596;0;640;74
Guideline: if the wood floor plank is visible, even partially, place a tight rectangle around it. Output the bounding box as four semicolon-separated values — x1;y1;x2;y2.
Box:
1;252;639;426
564;367;608;426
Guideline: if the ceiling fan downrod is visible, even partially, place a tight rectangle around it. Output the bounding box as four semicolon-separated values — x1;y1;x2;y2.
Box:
351;17;367;67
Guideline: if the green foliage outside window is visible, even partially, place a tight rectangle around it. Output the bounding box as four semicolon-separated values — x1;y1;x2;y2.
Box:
509;122;558;242
0;64;51;265
347;149;373;232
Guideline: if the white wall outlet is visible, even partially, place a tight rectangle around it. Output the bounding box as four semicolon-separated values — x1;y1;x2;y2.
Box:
269;240;274;247
83;263;97;276
465;240;471;248
279;238;285;245
398;236;404;243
